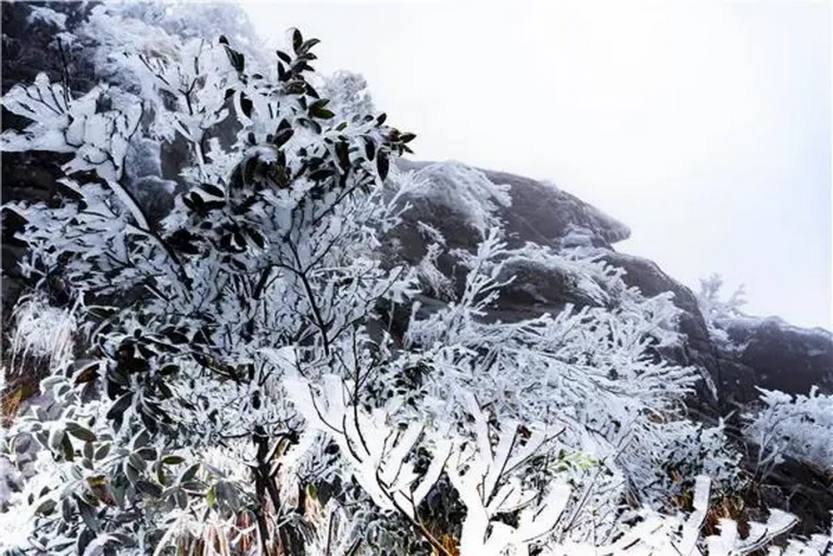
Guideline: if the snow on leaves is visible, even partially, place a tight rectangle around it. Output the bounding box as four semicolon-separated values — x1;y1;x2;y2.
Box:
2;74;142;183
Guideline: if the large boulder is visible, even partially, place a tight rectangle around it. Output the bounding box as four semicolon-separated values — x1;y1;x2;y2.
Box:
395;160;630;252
388;161;632;320
720;316;833;400
479;167;631;248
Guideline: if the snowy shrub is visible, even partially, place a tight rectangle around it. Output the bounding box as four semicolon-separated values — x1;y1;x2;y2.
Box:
745;387;833;475
403;235;744;505
0;2;821;555
698;274;747;323
697;274;747;349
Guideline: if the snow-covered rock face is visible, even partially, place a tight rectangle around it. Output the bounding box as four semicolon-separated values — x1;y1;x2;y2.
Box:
385;160;639;319
1;2;828;413
386;160;831;407
719;317;833;400
396;159;631;250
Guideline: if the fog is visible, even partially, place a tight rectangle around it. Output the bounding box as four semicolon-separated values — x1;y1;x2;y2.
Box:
242;0;832;329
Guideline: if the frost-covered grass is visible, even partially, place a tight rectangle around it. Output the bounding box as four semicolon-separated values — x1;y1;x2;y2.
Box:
8;294;76;377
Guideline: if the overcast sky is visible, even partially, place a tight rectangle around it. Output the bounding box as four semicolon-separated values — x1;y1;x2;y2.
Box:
242;0;832;329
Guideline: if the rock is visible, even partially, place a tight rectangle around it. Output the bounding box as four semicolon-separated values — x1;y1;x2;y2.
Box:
388;160;635;315
720;316;833;398
396;160;631;250
389;161;833;415
1;3;97;96
480;167;631;248
390;162;720;391
755;455;833;536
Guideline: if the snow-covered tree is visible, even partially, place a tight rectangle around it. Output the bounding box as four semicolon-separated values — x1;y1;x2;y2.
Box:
2;5;416;551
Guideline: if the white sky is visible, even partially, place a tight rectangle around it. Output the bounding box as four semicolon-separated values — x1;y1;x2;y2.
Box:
242;0;832;329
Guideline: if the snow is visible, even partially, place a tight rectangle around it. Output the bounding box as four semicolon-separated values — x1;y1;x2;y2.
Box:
406;161;512;237
27;6;67;28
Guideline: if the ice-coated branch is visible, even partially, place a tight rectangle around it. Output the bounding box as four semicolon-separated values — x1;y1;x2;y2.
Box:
445;394;568;555
284;372;453;554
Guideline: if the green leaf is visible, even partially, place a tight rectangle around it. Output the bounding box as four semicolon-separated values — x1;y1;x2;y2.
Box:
223;46;245;73
364;138;376;161
201;184;225;198
132;430;151;450
159;364;179;376
128;452;146;472
312;108;335;119
247;229;265;249
239;94;253;118
292;29;303;53
309;168;334;181
305;83;320;99
76;496;101;534
272;127;294;148
61;434;75;461
136;447;157;461
136;480;163;498
35;498;56;515
335;141;350;171
74;361;99;384
179;463;200;484
301;38;320;53
95;443;111;461
66;422;97;442
124;462;139;485
377;151;390;181
309;99;335;120
48;428;64;451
